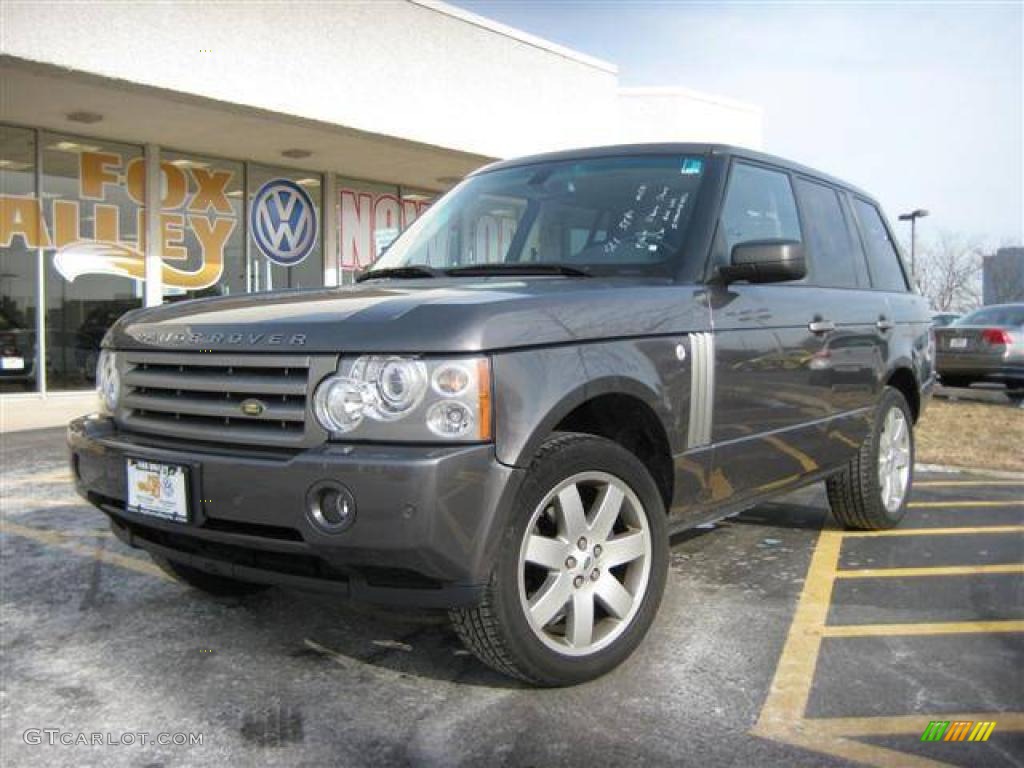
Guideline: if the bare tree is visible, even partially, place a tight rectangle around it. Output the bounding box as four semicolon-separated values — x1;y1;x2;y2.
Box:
909;231;984;312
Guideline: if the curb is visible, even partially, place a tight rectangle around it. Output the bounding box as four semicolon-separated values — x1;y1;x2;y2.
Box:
915;463;1024;481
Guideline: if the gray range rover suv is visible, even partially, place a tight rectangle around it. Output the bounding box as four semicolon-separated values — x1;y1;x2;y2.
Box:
70;144;934;685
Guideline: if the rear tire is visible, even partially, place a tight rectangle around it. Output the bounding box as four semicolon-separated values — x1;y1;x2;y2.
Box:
826;387;914;530
151;554;271;596
450;433;668;686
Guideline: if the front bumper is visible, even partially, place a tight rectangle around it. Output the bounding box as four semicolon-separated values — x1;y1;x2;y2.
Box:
69;415;524;607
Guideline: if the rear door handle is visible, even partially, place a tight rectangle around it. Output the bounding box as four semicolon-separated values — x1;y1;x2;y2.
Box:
808;320;836;334
877;319;895;332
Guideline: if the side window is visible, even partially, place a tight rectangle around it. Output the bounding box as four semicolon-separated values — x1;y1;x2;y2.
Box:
793;178;861;288
839;194;872;287
720;163;802;255
852;198;909;291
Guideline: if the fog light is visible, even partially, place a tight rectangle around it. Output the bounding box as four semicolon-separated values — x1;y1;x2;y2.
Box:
306;481;357;533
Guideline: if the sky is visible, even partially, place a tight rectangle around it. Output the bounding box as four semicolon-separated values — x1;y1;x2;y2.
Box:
453;1;1023;248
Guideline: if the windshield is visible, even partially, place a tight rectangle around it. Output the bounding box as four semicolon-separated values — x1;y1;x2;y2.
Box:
957;305;1024;327
372;155;707;277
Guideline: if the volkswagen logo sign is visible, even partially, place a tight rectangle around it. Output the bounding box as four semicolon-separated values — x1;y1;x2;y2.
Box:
250;178;318;266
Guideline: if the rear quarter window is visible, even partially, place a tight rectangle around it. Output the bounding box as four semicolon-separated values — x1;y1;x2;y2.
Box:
794;178;864;289
852;198;909;292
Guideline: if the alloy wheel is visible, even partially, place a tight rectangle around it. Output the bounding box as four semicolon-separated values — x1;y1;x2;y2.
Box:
878;406;911;513
517;471;652;657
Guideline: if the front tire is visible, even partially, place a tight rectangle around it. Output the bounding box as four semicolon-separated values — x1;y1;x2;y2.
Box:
826;386;914;530
450;433;668;686
151;554;271;596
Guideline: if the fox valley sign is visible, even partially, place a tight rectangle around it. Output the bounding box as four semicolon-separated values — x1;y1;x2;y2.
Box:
0;147;441;290
1;150;240;291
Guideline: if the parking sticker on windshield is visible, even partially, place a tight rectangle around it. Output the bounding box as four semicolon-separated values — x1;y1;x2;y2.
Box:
681;158;703;175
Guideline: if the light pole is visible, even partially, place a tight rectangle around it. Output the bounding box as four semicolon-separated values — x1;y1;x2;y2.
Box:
897;209;929;278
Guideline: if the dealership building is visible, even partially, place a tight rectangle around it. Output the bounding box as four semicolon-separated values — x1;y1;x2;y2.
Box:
0;0;762;429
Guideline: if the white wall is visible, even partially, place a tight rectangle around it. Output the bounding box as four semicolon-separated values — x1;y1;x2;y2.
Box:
0;0;620;159
618;87;764;150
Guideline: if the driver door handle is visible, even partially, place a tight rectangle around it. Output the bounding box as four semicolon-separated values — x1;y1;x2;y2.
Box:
808;319;836;334
877;318;895;332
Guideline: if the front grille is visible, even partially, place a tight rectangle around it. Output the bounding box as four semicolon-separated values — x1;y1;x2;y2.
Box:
119;351;332;447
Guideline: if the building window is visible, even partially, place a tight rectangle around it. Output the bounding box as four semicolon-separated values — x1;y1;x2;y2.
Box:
336;177;404;280
247;164;322;292
0;125;39;392
2;123;449;393
399;187;435;228
159;151;245;300
41;133;145;391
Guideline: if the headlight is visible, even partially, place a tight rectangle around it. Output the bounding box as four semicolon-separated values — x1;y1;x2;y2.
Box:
314;356;491;442
96;349;120;412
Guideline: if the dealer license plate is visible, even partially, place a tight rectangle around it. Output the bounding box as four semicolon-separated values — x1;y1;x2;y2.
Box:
126;459;189;522
0;356;25;370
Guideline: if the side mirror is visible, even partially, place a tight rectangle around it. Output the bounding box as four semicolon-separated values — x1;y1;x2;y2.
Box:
719;240;806;284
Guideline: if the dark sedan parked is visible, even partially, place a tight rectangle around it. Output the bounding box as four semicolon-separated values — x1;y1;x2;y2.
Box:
936;303;1024;400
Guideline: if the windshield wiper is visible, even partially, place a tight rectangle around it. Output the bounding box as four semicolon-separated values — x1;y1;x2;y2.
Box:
445;263;591;278
355;265;442;282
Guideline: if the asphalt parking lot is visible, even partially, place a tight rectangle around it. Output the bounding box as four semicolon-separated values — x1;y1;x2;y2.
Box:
2;428;1022;767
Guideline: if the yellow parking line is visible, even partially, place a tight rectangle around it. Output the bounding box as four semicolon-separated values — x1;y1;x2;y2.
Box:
754;529;842;729
0;521;170;581
908;500;1024;508
837;564;1024;579
823;620;1024;638
7;468;71;483
755;493;1023;766
757;730;954;768
842;525;1024;537
916;480;1024;487
812;711;1024;737
1;497;89;515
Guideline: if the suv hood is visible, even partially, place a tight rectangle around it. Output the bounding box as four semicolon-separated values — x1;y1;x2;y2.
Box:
109;277;705;353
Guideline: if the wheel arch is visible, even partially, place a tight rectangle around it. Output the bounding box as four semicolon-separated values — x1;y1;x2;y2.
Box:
491;348;681;513
886;365;921;423
550;388;675;512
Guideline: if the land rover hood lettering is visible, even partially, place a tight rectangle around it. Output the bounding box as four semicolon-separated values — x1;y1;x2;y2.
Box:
130;330;307;346
110;278;703;353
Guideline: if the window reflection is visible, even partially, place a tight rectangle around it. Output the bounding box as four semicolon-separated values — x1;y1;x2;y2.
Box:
42;133;144;390
160;151;245;301
0;125;38;392
0;123;417;393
